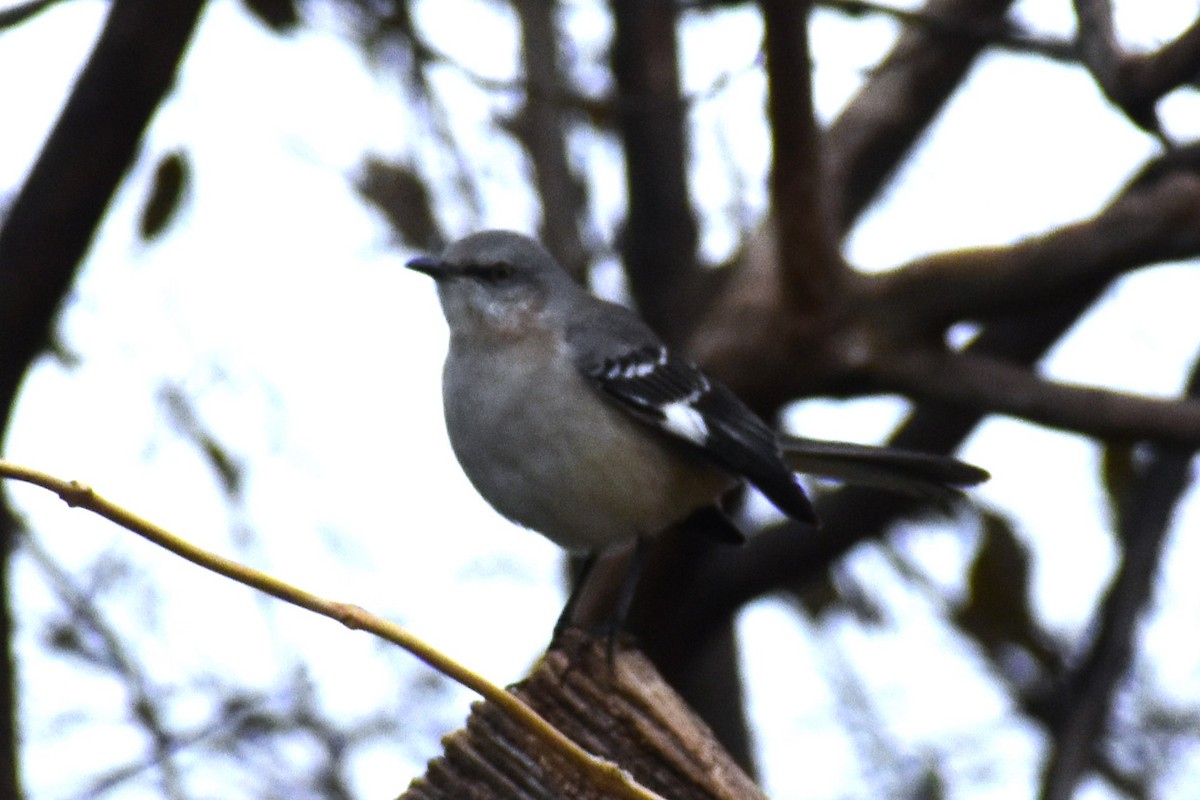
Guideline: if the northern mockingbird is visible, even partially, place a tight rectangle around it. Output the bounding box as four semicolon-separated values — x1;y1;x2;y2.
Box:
407;230;987;634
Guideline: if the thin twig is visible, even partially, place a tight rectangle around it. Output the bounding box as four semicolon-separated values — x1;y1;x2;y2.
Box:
0;0;67;30
20;530;187;798
0;459;666;800
1037;357;1200;799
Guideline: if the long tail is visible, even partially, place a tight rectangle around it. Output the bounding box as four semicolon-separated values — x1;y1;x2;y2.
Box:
779;435;989;502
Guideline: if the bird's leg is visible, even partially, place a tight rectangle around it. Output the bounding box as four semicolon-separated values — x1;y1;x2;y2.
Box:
551;538;649;663
552;549;599;644
611;534;649;635
601;534;650;664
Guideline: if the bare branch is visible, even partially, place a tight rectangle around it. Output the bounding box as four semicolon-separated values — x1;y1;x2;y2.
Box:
610;0;700;343
824;0;1018;234
706;0;1081;66
873;347;1200;446
0;0;66;30
1132;15;1200;106
508;0;590;280
759;0;845;307
0;460;661;800
1037;359;1200;799
683;295;1114;637
0;4;206;794
0;510;16;799
872;162;1200;329
351;2;488;227
0;0;207;433
1073;0;1200;140
1072;0;1120;83
1073;0;1158;134
20;530;186;798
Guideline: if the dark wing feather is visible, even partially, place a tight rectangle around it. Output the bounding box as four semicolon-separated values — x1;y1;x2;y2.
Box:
580;343;819;525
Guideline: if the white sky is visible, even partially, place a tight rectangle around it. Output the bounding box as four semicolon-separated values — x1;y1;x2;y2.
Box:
2;0;1200;798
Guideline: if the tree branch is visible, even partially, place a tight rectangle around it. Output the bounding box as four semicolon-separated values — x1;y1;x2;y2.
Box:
871;161;1200;330
0;0;66;30
1037;359;1200;799
0;460;663;800
20;530;187;798
759;0;845;307
0;0;206;431
610;0;700;343
0;4;206;795
602;1;755;766
823;0;1018;234
507;0;590;280
1130;15;1200;109
814;0;1095;67
404;631;767;800
1073;0;1200;139
682;290;1143;630
873;346;1200;445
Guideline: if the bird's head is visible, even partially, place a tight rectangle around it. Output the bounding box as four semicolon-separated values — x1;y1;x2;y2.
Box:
407;230;580;340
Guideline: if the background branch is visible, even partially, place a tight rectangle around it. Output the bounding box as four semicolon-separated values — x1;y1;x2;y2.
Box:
760;0;844;306
874;347;1200;445
507;0;590;281
0;460;663;800
0;4;206;795
1073;0;1200;138
1037;360;1200;799
610;0;700;343
683;290;1138;632
20;530;186;798
823;0;1018;233
872;161;1200;330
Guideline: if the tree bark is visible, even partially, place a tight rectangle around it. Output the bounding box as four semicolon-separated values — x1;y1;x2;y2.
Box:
400;630;769;800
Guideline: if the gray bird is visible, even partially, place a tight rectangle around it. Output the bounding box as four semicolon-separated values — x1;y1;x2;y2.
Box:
407;230;987;636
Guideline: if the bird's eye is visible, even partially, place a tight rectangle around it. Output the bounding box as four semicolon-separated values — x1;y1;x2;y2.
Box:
478;262;513;282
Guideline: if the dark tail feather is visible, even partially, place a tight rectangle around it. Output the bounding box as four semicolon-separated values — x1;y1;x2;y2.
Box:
780;435;989;502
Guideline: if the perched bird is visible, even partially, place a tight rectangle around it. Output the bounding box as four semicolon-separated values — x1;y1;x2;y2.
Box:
407;231;987;635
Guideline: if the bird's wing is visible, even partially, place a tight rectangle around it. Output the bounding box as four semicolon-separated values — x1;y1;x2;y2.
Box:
577;341;818;525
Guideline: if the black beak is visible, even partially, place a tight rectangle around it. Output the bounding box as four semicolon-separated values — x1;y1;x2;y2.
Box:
406;255;446;278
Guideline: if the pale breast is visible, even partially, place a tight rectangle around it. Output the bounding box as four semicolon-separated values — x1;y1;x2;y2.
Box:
442;332;729;552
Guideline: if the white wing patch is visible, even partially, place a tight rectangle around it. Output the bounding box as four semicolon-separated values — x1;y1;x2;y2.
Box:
604;346;668;380
661;400;709;444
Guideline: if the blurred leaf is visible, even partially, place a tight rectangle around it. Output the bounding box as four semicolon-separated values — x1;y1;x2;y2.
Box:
796;568;885;625
355;156;443;251
46;335;82;368
796;571;839;617
836;570;887;626
240;0;299;33
138;150;189;241
954;511;1055;668
1101;440;1137;523
909;765;946;800
44;621;87;659
158;384;245;498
